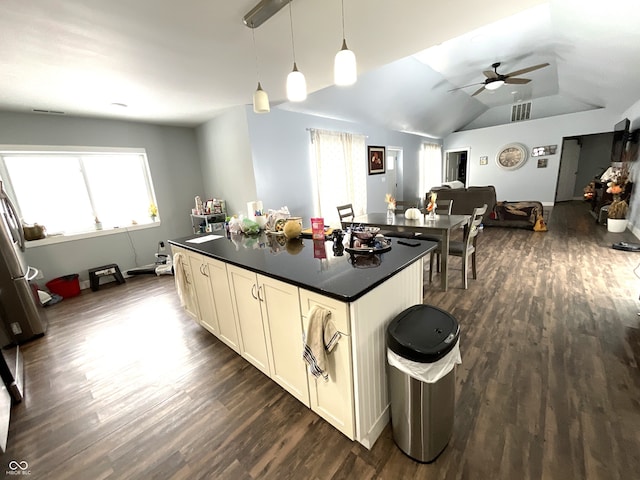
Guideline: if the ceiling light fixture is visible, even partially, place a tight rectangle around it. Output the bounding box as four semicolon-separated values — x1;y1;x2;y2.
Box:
243;0;289;28
286;0;306;102
485;79;504;91
334;0;357;86
249;24;270;113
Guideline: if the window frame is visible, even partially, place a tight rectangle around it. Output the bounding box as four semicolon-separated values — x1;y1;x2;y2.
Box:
0;145;160;248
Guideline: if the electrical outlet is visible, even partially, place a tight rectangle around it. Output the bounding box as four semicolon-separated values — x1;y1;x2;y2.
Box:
158;241;166;251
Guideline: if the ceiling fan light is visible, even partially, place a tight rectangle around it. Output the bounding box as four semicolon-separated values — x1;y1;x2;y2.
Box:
334;39;357;86
253;82;270;113
485;79;504;91
286;63;307;102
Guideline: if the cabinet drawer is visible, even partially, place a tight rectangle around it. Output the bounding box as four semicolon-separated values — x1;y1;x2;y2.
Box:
299;290;350;335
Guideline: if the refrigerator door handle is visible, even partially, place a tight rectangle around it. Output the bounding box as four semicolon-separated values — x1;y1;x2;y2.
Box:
1;191;25;252
25;266;39;282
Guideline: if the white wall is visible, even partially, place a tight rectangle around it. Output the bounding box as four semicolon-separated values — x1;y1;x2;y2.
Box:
196;107;256;216
0;112;203;284
244;107;432;223
443;108;620;205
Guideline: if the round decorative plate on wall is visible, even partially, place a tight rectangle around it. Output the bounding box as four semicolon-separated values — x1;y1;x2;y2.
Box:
496;143;528;170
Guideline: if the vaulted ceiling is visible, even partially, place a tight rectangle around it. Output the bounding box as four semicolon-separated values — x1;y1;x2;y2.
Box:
1;0;639;138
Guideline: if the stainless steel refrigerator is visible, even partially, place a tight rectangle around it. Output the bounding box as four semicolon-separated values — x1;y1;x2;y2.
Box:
0;181;47;347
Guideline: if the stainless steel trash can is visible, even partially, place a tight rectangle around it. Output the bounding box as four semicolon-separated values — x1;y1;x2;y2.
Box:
387;304;460;463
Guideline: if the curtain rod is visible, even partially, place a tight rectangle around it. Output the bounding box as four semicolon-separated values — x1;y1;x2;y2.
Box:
306;127;368;138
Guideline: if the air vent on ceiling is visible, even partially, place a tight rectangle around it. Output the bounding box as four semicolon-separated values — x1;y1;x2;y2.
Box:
511;102;531;122
32;109;65;115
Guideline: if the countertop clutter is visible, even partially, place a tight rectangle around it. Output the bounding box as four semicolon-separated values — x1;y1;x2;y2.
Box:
169;232;435;302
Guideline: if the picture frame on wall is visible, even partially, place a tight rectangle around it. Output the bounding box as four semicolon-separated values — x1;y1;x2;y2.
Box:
368;146;386;175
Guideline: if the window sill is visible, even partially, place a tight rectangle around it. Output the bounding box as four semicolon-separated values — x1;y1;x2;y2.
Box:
24;220;161;248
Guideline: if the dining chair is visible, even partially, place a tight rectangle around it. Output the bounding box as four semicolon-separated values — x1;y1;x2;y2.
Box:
435;199;453;215
422;198;453;215
336;203;355;228
394;199;421;214
429;204;487;289
419;199;454;242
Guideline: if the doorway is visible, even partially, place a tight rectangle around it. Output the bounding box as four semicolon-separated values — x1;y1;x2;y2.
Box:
444;149;469;185
555;138;581;202
555;132;613;203
386;148;402;200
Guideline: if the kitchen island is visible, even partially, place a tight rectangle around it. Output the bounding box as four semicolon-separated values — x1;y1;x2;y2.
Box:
169;232;435;449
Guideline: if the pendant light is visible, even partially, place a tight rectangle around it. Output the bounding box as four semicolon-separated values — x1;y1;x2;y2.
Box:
334;0;357;86
250;24;270;113
286;0;307;102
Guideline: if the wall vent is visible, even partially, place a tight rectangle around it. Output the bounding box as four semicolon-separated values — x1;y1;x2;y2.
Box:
511;102;531;122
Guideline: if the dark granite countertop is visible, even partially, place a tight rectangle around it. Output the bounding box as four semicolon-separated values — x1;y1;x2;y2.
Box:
169;232;436;302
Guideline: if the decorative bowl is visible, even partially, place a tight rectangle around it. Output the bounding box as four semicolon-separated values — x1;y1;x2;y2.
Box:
351;226;380;241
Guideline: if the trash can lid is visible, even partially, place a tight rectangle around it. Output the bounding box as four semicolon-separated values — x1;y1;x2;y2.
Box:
387;304;460;363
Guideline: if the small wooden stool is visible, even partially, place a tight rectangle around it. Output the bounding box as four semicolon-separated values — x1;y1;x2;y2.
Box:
88;264;125;291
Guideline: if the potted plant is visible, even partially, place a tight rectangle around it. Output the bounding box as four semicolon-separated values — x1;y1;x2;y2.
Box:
607;181;628;232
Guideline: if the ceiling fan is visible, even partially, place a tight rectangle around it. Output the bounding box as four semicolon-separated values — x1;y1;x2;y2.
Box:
449;61;550;96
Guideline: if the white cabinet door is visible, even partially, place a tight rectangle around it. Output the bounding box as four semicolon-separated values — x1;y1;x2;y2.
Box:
227;265;271;376
299;290;355;440
171;246;199;321
259;274;309;407
205;258;240;353
188;252;220;335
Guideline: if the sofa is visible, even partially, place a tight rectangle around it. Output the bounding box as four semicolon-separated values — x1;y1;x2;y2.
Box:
430;185;545;230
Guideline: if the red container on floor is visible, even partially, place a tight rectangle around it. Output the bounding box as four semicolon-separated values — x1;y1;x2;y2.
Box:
46;274;81;298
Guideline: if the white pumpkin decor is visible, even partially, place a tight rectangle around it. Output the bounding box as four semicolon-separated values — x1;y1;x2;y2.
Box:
404;208;421;220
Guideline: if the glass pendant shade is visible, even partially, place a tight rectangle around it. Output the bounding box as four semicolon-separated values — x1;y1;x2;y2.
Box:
334;39;357;86
485;79;504;91
286;63;307;102
253;82;270;113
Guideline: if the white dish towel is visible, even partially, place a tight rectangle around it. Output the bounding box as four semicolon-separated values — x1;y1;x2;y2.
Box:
303;305;341;381
173;252;188;307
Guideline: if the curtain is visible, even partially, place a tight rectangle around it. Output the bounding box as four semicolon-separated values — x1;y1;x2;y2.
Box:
419;142;442;198
310;129;366;226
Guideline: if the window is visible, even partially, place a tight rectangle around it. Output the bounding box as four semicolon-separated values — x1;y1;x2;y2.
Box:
0;146;158;238
309;129;367;226
419;143;442;196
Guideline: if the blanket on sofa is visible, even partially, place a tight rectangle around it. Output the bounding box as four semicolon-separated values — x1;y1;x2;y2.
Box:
487;201;546;230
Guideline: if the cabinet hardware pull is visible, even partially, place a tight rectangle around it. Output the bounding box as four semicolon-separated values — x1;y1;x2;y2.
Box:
203;264;209;277
257;285;264;302
251;284;258;300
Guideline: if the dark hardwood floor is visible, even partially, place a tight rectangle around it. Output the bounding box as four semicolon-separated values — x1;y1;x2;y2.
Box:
1;201;639;479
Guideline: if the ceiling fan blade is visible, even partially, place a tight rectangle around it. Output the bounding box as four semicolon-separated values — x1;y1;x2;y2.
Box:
483;70;498;79
447;82;484;92
504;62;550;78
504;77;531;85
471;85;486;96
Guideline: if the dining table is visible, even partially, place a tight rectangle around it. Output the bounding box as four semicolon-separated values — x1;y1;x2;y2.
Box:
351;212;471;292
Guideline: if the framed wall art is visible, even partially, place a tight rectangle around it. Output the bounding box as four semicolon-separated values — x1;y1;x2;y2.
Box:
368;146;386;175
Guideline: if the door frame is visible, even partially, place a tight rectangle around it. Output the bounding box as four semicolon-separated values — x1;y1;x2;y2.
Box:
443;148;470;186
